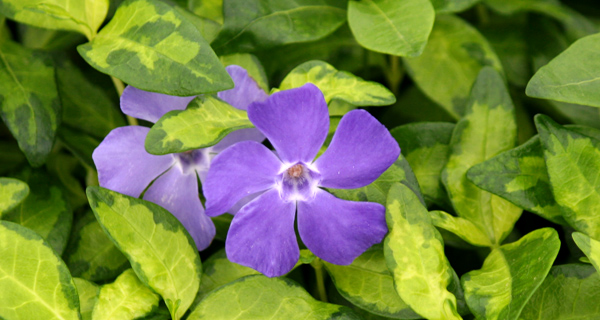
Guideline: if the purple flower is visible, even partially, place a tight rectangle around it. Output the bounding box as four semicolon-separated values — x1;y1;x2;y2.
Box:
203;83;400;277
92;66;267;250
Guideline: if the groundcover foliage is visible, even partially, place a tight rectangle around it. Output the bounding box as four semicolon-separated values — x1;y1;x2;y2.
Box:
2;0;600;319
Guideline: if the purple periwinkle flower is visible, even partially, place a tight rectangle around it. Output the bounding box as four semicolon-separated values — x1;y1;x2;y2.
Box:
92;66;266;250
203;83;400;277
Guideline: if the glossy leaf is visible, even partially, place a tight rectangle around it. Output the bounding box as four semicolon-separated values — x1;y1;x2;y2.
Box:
0;0;109;40
442;67;521;246
461;228;560;320
0;40;61;167
347;0;434;57
430;210;493;247
521;264;600;319
92;269;160;320
467;135;566;224
188;275;360;319
384;183;462;320
74;278;100;320
0;221;80;320
145;95;253;155
212;0;346;54
188;249;259;312
404;15;503;119
64;211;129;282
220;53;269;91
390;122;454;207
527;33;600;108
56;59;125;139
573;232;600;273
535;115;600;240
0;177;29;216
78;0;233;96
279;60;395;107
87;186;202;320
4;168;72;255
324;246;421;319
330;155;424;207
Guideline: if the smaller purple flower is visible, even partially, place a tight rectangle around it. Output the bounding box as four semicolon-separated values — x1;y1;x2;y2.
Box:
204;83;400;277
93;65;267;250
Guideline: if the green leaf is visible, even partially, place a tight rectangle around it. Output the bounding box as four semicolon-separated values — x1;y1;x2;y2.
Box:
47;153;88;210
384;183;462;320
0;40;61;167
86;186;202;320
390;122;454;207
330;155;424;207
190;249;258;309
220;53;269;91
58;126;101;169
461;228;560;320
279;60;395;107
92;269;160;320
403;14;503;119
56;59;125;139
324;246;421;319
572;232;600;274
188;0;223;42
64;211;130;282
442;67;521;246
188;275;360;319
146;95;252;155
4;168;72;255
430;0;479;13
18;24;85;51
482;25;531;87
527;33;600;108
73;278;100;320
347;0;434;57
467;135;566;225
535;115;600;240
0;0;109;40
521;264;600;319
0;221;80;320
430;210;493;247
78;0;233;96
0;177;29;216
212;0;346;54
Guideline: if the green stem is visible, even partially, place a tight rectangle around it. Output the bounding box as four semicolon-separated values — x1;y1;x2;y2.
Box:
476;4;490;26
111;76;138;126
386;55;403;96
312;258;328;302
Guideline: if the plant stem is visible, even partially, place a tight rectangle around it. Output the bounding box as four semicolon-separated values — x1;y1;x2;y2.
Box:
386;55;403;96
111;75;138;126
477;4;490;26
312;258;328;302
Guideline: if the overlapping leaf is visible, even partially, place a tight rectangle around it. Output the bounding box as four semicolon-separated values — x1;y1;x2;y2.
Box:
279;60;395;107
461;228;560;320
384;183;462;320
573;232;600;273
0;0;108;40
0;221;80;320
145;95;253;155
188;275;360;319
212;0;346;54
74;278;100;320
347;0;434;57
87;186;202;320
0;40;61;167
442;67;521;246
78;0;233;96
92;269;160;320
430;0;479;13
404;15;503;119
0;177;29;216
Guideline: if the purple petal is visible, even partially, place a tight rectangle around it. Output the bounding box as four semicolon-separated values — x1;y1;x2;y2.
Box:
93;126;173;197
226;189;298;277
121;86;195;123
143;167;215;250
203;141;281;217
315;110;400;189
298;189;387;265
247;83;329;164
217;65;268;110
210;128;264;154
